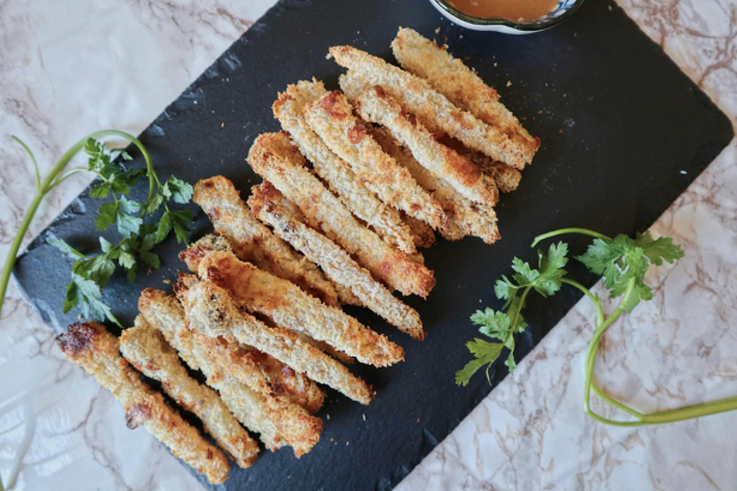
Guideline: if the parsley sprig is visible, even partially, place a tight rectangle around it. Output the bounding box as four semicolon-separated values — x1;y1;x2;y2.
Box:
455;242;567;386
458;227;737;425
0;131;193;327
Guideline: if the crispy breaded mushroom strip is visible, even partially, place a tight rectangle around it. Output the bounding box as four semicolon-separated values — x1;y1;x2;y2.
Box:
198;250;404;366
120;318;259;468
401;213;436;249
355;85;498;207
331;49;532;171
179;280;375;405
138;288;284;451
250;349;325;414
140;288;324;415
341;71;521;192
248;132;436;298
57;322;230;484
181;236;355;364
189;328;323;457
391;27;540;153
193;176;340;307
273;80;417;254
437;135;522;194
303;90;447;230
373;127;500;244
249;182;425;340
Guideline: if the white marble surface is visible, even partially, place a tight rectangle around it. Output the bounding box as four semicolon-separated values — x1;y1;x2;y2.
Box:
1;0;736;490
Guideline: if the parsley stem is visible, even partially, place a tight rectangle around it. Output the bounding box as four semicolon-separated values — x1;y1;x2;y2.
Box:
531;228;612;248
575;277;737;426
11;136;40;189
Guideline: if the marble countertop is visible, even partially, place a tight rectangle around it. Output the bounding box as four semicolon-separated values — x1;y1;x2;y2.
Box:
1;0;736;489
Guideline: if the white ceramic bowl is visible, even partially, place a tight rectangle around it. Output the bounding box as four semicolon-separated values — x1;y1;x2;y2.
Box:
429;0;586;34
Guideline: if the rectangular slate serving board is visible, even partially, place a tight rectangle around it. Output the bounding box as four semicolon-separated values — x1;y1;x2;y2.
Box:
13;0;733;489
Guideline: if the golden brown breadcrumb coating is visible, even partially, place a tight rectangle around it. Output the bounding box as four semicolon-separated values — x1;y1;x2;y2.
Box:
192;176;339;307
372;126;500;244
178;280;375;405
354;85;498;207
120;318;259;468
248;182;425;340
302;89;447;230
57;321;230;484
247;132;436;298
197;250;405;367
332;48;531;170
273;79;417;254
138;288;284;452
391;27;539;154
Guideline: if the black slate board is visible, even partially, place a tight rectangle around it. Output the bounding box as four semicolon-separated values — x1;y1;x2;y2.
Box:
13;0;733;489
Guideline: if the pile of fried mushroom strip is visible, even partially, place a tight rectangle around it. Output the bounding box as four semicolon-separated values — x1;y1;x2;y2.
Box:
58;28;539;484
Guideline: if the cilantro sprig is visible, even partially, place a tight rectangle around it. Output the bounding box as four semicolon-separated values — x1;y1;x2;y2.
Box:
457;227;737;426
0;131;193;327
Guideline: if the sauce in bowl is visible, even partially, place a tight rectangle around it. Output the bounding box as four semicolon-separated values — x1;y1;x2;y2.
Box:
446;0;560;21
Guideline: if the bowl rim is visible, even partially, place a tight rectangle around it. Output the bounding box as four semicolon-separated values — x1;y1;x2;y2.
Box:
431;0;587;32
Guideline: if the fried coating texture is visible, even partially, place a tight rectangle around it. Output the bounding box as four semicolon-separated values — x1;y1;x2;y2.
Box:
138;288;284;451
188;324;323;457
247;132;436;298
57;322;230;484
401;212;436;249
331;47;532;169
372;127;500;244
302;89;447;230
249;182;425;339
178;280;375;405
140;288;324;415
439;135;522;194
197;250;405;366
391;27;539;153
355;85;498;207
193;176;339;307
120;318;259;468
273;79;417;254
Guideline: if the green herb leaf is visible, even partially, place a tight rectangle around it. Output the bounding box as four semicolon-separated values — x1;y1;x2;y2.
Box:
169;209;192;244
633;231;685;266
163;176;194;204
535;242;568;297
455;338;504;386
90;182;111;199
63;273;115;322
494;275;518;301
471;308;511;342
156;210;173;243
576;233;677;310
144;194;163;215
47;237;85;259
95;202;118;231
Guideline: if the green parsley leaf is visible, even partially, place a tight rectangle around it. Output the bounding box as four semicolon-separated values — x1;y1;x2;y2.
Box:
494;275;518;301
144;194;163;216
633;231;685;266
95;202;118;231
63;273;115;322
169;209;192;244
156;210;173;243
535;242;568;297
455;338;504;386
471;308;510;342
163;176;194;204
47;237;85;259
511;257;539;286
90;182;111;199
